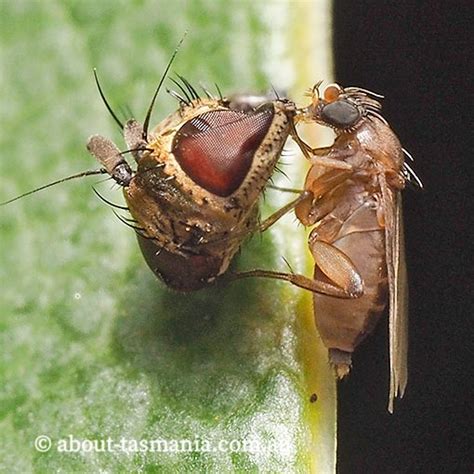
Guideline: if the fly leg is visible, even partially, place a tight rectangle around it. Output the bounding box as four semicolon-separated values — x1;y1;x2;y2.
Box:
230;224;363;299
253;191;310;233
229;261;362;299
231;209;364;299
290;121;354;170
267;184;303;194
224;162;351;242
307;228;364;297
203;191;310;246
228;173;362;295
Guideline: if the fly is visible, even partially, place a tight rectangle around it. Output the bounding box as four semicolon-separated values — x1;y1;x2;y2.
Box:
1;41;297;292
293;83;422;412
234;82;421;412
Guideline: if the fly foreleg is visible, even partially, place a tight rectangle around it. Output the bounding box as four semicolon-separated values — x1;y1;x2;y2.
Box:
290;123;354;170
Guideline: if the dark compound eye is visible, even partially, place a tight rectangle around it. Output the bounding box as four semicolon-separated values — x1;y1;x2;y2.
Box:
320;100;360;129
172;106;274;197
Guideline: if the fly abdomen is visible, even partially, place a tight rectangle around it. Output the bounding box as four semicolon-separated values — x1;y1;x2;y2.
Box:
312;198;388;373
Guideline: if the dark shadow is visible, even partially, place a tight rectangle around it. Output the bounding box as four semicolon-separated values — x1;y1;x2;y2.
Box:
110;240;288;421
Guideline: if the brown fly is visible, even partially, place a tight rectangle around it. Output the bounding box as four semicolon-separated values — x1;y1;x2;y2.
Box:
1;40;301;291
291;82;422;412
234;82;422;411
85;83;299;290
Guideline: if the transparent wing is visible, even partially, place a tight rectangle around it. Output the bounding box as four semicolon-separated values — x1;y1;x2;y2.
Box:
387;192;409;413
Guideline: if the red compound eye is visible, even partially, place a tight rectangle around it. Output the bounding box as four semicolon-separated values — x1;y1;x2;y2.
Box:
172;106;274;197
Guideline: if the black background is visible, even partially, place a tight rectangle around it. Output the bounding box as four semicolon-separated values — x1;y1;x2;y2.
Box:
333;2;472;473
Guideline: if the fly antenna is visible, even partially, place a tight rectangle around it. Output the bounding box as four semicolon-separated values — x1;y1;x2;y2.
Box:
142;32;188;141
93;69;124;129
1;169;108;206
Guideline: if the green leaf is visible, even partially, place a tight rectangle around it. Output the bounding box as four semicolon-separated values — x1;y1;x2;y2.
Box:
0;1;335;472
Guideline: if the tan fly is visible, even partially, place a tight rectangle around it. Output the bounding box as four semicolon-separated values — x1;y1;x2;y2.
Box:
292;83;421;412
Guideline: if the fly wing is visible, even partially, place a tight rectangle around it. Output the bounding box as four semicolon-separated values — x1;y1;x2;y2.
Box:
380;176;409;413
